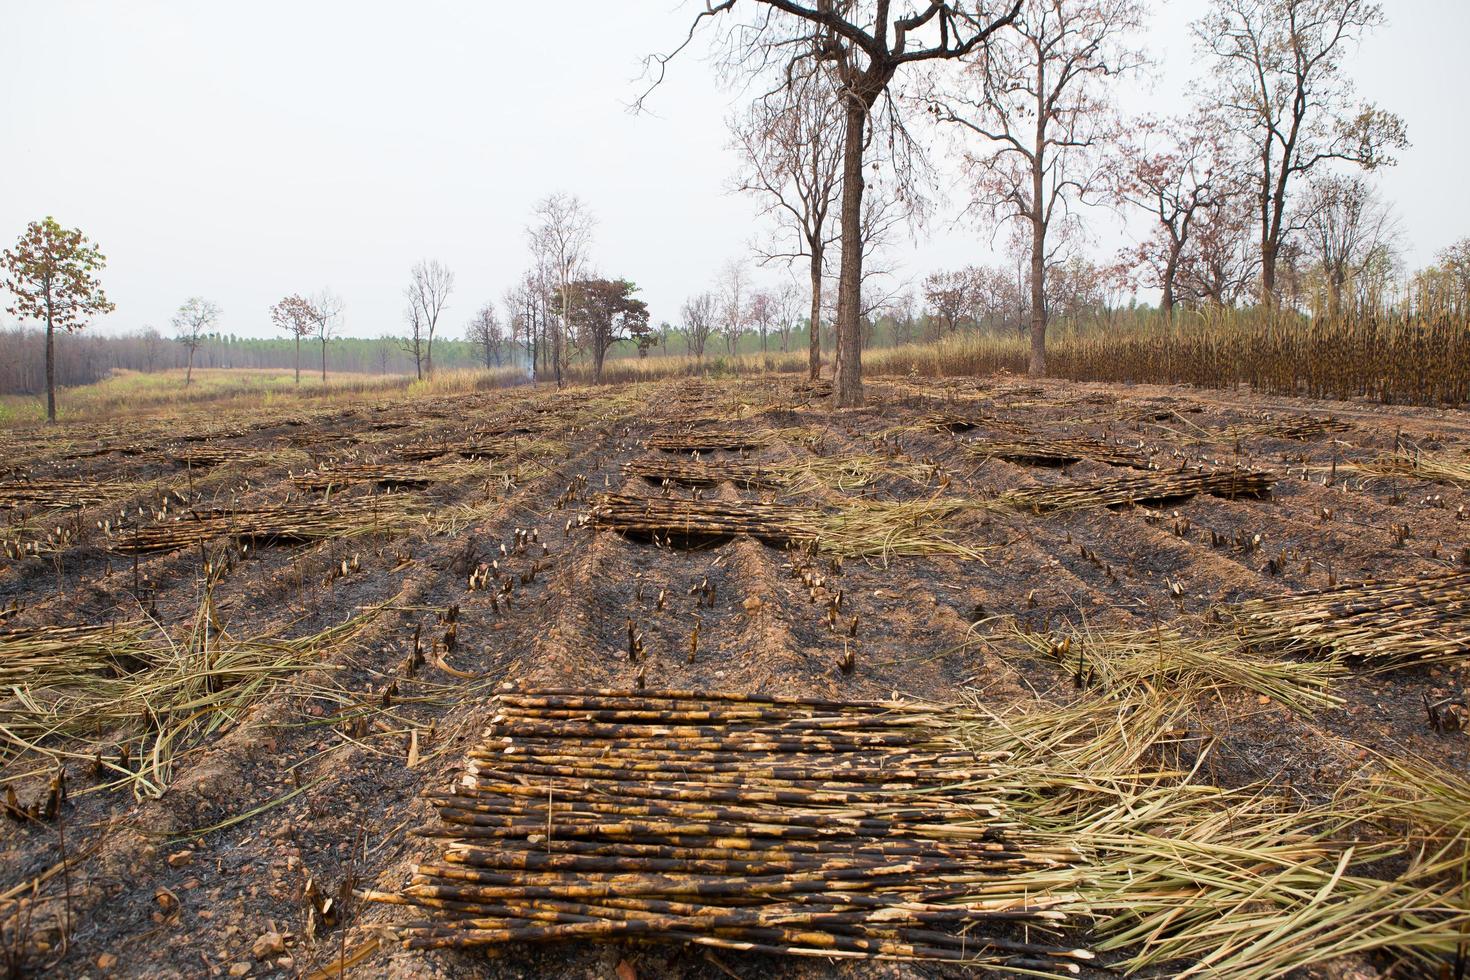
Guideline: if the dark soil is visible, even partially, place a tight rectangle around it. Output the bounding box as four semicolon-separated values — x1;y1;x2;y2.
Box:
1;373;1466;979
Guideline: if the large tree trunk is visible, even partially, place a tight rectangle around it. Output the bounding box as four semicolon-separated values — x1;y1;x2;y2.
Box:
832;100;867;408
808;252;823;381
294;335;301;384
44;311;56;424
320;339;327;383
1162;253;1178;322
1028;213;1047;377
1260;239;1277;308
185;347;195;387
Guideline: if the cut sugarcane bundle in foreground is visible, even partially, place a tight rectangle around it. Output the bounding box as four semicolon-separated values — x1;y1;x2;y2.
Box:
368;686;1091;971
998;468;1273;512
1234;568;1470;666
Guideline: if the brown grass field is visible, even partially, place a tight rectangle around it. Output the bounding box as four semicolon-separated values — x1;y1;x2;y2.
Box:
2;371;1469;979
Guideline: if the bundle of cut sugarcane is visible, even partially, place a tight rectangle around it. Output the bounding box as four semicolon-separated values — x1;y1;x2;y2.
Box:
292;461;478;490
965;436;1154;470
594;493;987;560
1234;568;1470;665
106;498;423;554
168;446;281;468
591;493;815;546
0;479;137;509
624;458;783;489
399;440;516;462
647;428;768;453
368;687;1090;970
999;468;1274;512
1236;414;1353;440
0;620;152;684
922;412;1027;434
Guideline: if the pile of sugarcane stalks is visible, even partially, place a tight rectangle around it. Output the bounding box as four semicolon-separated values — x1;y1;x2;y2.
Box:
1234;568;1470;666
399;440;516;462
0;620;151;684
168;446;289;468
999;468;1274;513
592;493;814;547
923;412;1027;434
624;458;782;490
106;498;423;554
368;687;1090;970
647;429;769;453
292;461;476;491
594;493;987;560
1238;414;1353;440
965;436;1154;470
0;479;137;509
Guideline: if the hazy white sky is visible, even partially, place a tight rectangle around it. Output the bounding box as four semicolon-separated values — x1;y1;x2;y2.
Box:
3;1;1466;339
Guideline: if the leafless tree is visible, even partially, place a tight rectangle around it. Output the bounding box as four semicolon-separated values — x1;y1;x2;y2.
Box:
405;260;453;378
747;287;779;353
932;0;1146;376
468;302;507;369
888;287;918;344
718;259;749;354
1195;0;1408;305
774;279;804;353
528;193;595;386
1298;174;1400;316
504;272;544;378
140;325;164;372
730;68;842;378
171;296;220;387
647;0;1022;406
681;291;718;362
310;289;343;383
401;304;426;380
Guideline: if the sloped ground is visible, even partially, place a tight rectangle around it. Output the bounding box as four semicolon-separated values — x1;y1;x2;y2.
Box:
1;373;1467;979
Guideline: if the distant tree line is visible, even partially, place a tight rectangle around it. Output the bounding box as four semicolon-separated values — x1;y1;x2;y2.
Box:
0;329;522;398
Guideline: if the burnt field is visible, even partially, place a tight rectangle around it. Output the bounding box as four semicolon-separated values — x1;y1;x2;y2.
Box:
2;374;1468;979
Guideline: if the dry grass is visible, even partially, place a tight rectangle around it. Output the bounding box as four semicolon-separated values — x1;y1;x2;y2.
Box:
1008;621;1344;713
0;598;379;798
955;687;1470;979
1351;446;1470;488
